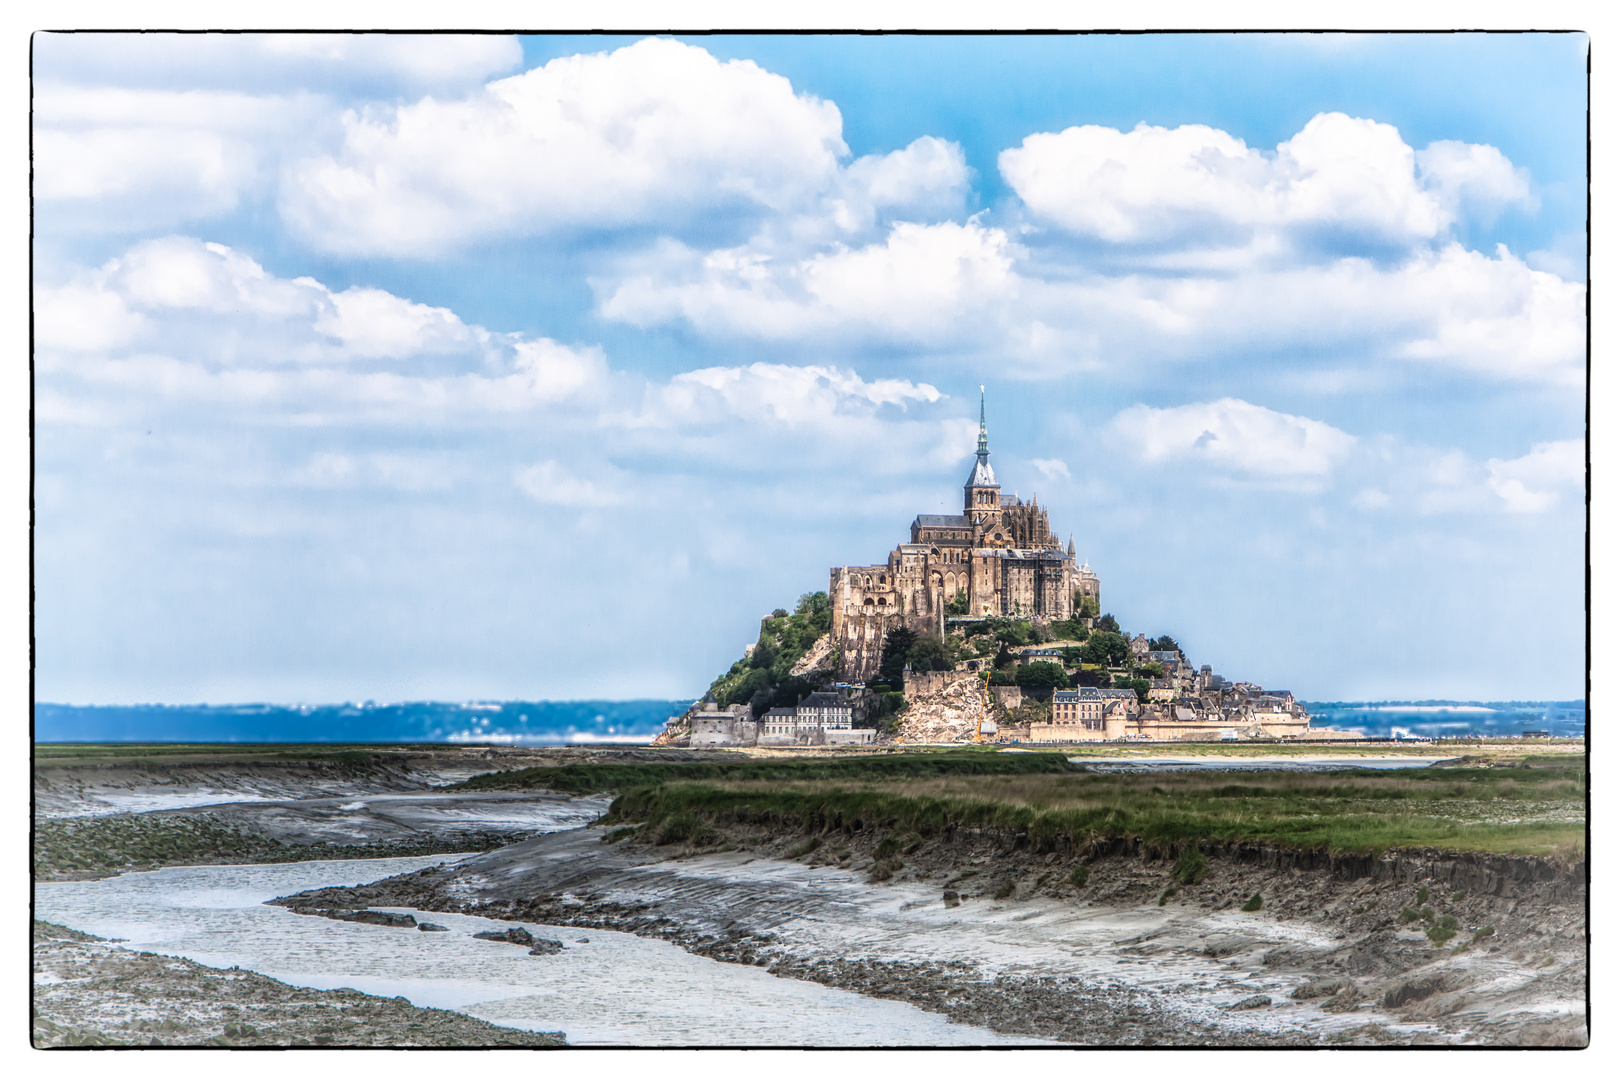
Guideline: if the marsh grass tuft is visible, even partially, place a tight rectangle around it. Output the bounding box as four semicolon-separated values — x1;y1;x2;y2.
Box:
1241;893;1264;912
993;879;1017;900
1415;886;1430;904
1069;865;1090;888
786;836;822;858
1159;885;1178;906
1172;847;1209;885
653;813;716;846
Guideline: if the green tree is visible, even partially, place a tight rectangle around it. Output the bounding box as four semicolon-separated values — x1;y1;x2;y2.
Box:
1082;631;1129;667
1049;617;1091;642
721;667;771;710
945;588;970;616
767;675;818;712
1149;635;1180;653
1015;661;1071;689
1126;677;1151;704
878;626;918;686
1073;592;1100;619
906;632;955;672
1096;613;1120;634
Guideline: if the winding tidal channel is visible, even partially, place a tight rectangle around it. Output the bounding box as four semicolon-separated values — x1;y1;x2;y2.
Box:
35;832;1042;1046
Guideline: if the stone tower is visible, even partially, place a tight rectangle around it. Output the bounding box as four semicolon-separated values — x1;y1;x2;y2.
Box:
963;386;1000;526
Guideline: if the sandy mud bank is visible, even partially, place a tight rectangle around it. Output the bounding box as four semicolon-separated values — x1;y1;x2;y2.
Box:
277;822;1586;1047
32;920;563;1047
34;786;613;881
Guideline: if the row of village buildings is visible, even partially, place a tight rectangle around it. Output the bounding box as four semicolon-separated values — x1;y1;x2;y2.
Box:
664;631;1330;747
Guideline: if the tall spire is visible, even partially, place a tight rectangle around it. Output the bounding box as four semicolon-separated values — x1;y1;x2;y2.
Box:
964;383;999;505
976;384;989;463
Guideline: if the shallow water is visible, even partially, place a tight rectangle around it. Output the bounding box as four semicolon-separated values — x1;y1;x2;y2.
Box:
34;856;1045;1046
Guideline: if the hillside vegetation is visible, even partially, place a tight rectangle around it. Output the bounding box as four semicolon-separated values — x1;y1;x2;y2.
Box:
704;591;835;714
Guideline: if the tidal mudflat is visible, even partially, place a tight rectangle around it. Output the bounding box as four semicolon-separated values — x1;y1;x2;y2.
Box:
36;855;1035;1047
33;743;1587;1047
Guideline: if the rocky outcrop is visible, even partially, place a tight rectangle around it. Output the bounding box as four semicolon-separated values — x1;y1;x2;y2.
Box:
789;633;838;678
328;909;416;928
895;670;991;743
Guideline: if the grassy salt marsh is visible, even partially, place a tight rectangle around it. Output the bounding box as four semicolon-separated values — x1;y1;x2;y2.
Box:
451;750;1084;794
602;754;1585;859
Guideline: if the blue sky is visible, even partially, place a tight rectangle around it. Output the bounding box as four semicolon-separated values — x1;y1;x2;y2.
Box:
32;32;1587;704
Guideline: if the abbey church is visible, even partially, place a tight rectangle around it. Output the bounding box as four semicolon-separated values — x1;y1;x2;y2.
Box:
831;394;1101;680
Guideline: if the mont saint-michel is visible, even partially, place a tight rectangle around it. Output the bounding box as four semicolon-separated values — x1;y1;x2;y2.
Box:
33;31;1585;1053
660;394;1327;750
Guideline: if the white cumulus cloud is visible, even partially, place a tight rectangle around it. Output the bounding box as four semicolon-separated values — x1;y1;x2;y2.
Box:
1000;112;1534;252
1111;398;1357;478
600;220;1016;343
280;37;850;256
1486;440;1584;513
515;460;626;507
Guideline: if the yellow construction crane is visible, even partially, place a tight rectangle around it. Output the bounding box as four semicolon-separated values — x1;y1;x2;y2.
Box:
974;670;993;743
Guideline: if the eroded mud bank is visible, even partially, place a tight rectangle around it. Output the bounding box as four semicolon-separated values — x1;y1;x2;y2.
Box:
276;822;1587;1047
32;920;564;1047
35;790;614;881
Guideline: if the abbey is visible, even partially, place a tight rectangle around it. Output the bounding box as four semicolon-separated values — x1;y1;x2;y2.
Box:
831;394;1100;680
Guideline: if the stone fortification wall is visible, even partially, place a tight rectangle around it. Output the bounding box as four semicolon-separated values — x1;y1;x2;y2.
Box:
896;670;992;743
991;685;1023;710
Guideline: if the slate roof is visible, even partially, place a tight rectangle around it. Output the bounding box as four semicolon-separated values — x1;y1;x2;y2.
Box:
965;460;998;488
915;514;972;529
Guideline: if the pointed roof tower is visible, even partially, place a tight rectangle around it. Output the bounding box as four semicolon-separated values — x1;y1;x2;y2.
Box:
964;385;1001;523
1068;534;1076;557
964;385;997;490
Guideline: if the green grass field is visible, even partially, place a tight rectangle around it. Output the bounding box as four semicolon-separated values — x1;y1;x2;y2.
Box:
450;750;1084;793
602;754;1586;859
